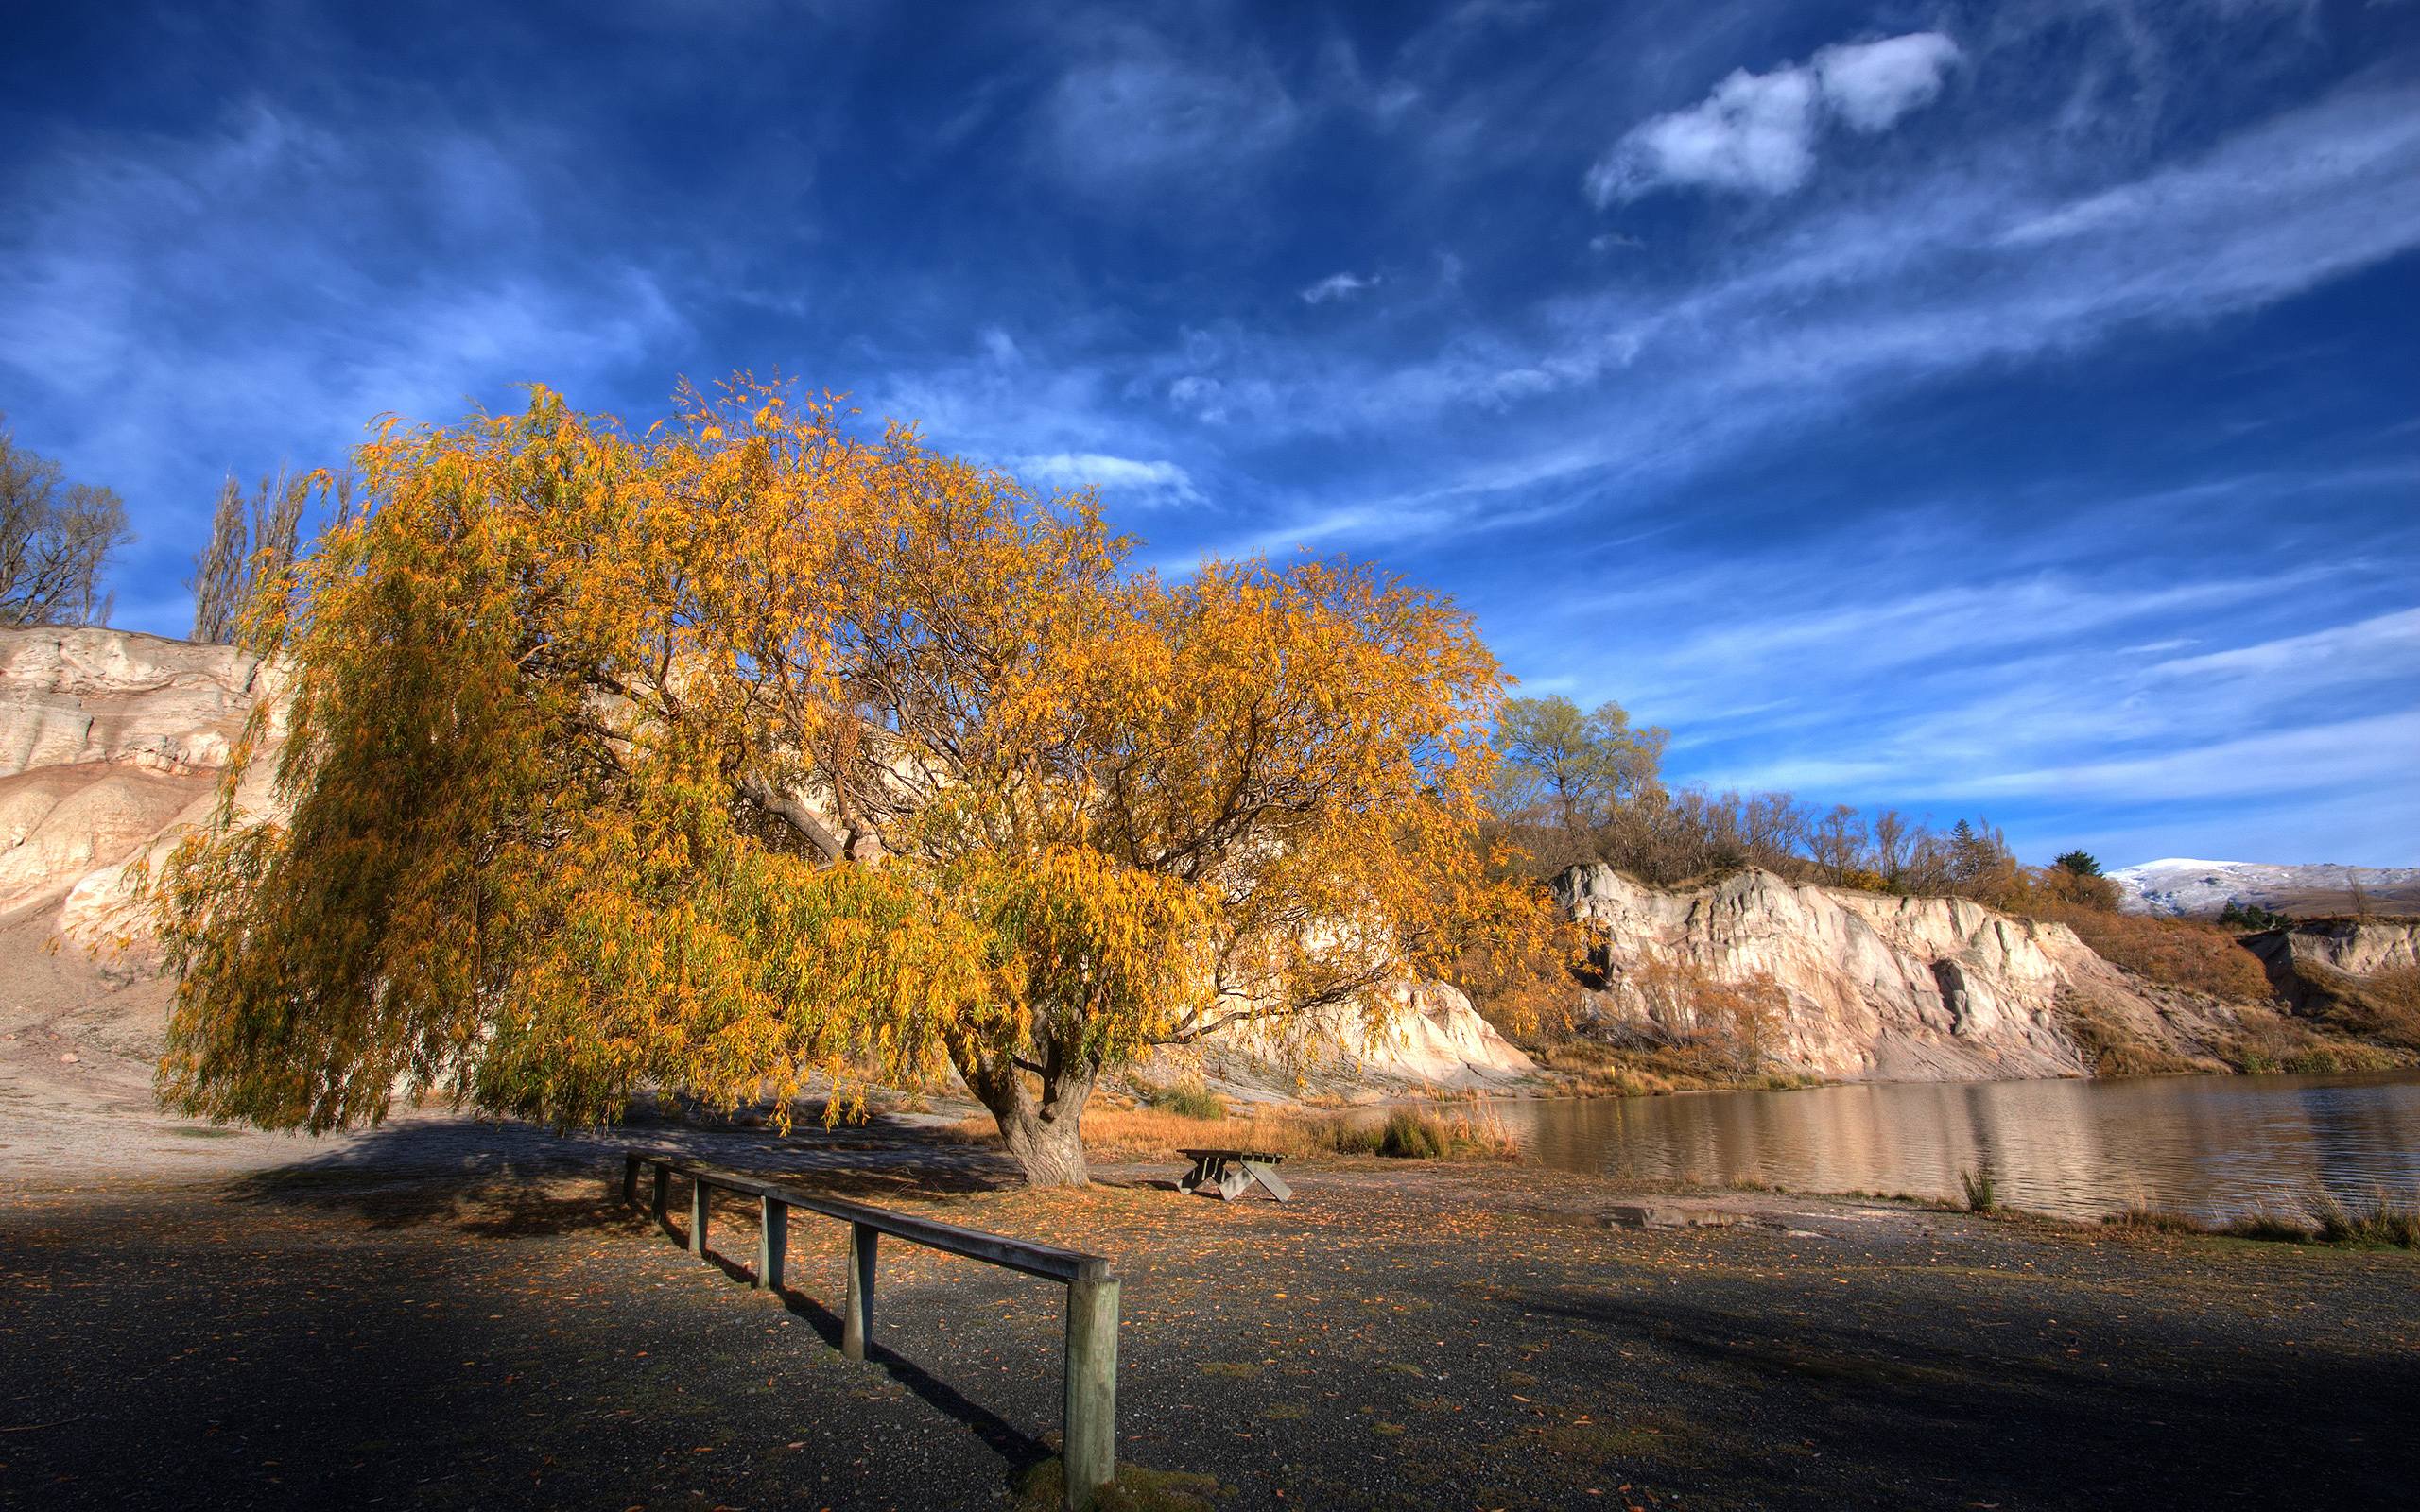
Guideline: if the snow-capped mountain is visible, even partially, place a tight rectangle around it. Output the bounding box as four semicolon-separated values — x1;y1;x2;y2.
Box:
2109;858;2420;919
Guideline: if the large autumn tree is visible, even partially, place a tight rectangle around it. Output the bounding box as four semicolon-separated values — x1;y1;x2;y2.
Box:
150;380;1508;1185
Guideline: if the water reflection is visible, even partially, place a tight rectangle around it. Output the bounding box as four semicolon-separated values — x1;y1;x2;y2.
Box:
1486;1072;2420;1221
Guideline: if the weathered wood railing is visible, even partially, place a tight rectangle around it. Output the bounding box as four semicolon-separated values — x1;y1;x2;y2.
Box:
619;1151;1119;1510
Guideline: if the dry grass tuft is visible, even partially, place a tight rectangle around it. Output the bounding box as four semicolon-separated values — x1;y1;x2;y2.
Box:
2104;1191;2420;1248
946;1102;1522;1164
2301;964;2420;1054
2217;1004;2404;1075
1526;1036;1820;1097
2056;991;2209;1076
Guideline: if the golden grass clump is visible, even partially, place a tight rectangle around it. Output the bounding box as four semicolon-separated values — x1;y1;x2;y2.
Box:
947;1101;1523;1164
2104;1191;2420;1248
2027;900;2274;1002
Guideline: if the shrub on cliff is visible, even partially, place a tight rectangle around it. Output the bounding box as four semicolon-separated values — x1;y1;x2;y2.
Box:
2030;900;2274;1003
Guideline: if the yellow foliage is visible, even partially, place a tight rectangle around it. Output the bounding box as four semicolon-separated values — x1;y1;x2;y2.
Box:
147;378;1511;1182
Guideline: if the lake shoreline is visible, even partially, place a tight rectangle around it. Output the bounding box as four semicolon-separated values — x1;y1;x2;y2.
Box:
1474;1065;2420;1222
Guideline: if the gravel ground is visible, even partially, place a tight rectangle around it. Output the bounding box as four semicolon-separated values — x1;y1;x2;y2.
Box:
3;1113;2415;1512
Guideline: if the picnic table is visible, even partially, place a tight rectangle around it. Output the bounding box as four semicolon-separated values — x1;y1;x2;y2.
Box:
1175;1147;1291;1203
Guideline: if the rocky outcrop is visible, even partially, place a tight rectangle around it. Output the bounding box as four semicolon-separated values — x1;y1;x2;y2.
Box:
0;630;284;941
1192;980;1536;1095
2256;919;2420;978
2242;919;2420;1017
1552;864;2238;1082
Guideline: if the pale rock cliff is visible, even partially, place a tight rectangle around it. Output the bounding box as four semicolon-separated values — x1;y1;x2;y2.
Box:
1191;979;1536;1095
2264;919;2420;977
1552;864;2234;1081
2243;919;2420;1013
0;630;284;950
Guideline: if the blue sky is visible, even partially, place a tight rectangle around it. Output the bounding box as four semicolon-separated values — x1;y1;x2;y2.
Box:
3;0;2415;867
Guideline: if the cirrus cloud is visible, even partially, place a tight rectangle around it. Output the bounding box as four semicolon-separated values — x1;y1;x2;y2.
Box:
1011;451;1204;508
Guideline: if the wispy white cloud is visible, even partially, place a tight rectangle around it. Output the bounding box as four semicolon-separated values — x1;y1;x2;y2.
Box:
1585;32;1961;204
0;100;688;633
1962;712;2420;804
1813;33;1964;133
2143;608;2420;683
1012;451;1203;507
1036;36;1298;198
1146;69;2420;560
1300;270;1378;304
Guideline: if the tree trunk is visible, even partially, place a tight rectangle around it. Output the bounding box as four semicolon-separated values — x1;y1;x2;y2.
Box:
952;1038;1101;1188
995;1093;1093;1187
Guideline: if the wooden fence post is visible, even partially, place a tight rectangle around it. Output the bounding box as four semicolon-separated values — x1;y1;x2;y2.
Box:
651;1163;669;1223
621;1152;640;1206
690;1177;711;1257
842;1222;878;1361
1062;1277;1119;1510
758;1196;786;1292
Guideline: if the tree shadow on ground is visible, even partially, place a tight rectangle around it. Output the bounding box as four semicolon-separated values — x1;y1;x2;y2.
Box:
219;1108;1027;1236
1518;1284;2420;1506
215;1110;1059;1486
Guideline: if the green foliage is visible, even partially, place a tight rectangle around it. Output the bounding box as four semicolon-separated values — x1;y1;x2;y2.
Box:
1376;1108;1448;1159
1959;1166;1996;1213
1142;1076;1225;1121
1490;695;1667;832
2217;900;2293;932
2050;850;2102;877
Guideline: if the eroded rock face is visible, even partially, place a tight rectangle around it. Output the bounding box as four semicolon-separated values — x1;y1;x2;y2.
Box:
1552;865;2221;1081
2267;920;2420;978
0;630;286;943
2242;920;2420;1014
1174;977;1537;1097
0;628;268;778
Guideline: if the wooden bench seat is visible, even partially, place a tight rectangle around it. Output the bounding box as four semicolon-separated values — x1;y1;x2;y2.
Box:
1175;1147;1292;1203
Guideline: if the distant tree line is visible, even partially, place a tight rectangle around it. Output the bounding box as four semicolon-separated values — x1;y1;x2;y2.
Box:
1488;694;2118;911
0;418;342;645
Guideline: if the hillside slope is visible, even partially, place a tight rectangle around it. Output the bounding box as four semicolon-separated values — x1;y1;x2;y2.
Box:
2111;857;2420;919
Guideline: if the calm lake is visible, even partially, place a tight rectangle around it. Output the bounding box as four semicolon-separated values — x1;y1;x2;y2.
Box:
1484;1071;2420;1221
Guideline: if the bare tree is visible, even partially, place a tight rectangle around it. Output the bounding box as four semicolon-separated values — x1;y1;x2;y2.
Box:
1870;809;1911;883
189;468;312;644
1;419;130;628
1807;803;1868;883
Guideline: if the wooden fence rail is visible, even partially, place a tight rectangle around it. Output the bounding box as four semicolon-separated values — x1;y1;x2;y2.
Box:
619;1151;1119;1511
